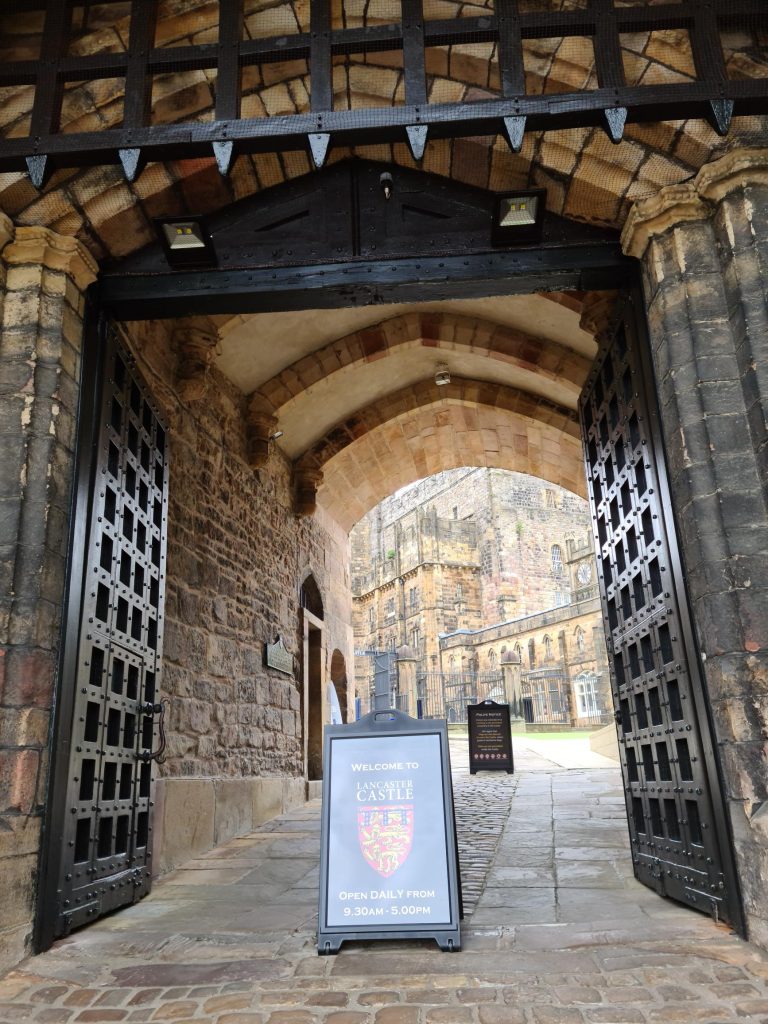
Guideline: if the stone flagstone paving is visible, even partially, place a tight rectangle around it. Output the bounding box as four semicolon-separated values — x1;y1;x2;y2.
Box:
2;740;768;1023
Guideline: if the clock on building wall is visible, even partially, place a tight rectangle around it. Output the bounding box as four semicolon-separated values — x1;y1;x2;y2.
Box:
576;563;593;585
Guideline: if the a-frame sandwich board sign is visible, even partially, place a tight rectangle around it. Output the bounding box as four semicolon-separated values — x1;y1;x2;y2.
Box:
318;709;461;954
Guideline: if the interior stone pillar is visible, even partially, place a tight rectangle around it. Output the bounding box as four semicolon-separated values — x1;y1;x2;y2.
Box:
0;225;98;971
622;149;768;947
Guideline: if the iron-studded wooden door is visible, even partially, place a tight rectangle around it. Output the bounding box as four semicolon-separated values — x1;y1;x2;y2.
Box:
40;318;169;942
580;293;743;931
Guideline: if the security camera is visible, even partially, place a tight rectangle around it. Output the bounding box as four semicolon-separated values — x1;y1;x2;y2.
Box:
380;172;393;200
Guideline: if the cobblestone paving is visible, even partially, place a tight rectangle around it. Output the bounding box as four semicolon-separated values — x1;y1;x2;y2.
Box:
452;770;517;915
2;744;768;1023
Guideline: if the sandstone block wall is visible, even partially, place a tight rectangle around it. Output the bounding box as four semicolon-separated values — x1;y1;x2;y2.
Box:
623;151;768;946
123;316;353;868
1;291;353;973
0;225;96;972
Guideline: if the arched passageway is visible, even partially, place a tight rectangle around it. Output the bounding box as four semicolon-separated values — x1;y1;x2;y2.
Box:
0;0;766;972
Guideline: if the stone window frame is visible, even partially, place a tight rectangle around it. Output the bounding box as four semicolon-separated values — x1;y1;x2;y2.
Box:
543;634;554;660
551;543;564;574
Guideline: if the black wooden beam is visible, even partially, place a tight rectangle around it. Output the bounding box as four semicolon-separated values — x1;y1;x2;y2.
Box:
1;0;766;180
98;242;633;320
690;2;735;135
216;0;244;123
29;2;73;138
310;0;333;113
4;1;763;85
496;0;525;98
590;0;628;142
2;76;766;174
122;0;158;132
117;0;159;181
591;0;625;91
402;0;427;107
1;1;764;82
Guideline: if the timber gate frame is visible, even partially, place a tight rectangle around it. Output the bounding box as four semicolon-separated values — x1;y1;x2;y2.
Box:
37;312;170;949
579;295;744;931
1;0;767;187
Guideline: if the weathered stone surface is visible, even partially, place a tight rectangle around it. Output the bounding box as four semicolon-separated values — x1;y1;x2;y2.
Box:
157;778;215;874
625;152;768;949
0;227;95;974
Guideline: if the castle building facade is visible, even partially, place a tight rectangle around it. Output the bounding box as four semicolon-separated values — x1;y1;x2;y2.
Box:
352;469;611;726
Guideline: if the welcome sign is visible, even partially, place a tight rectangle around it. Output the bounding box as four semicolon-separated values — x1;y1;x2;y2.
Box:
318;711;461;953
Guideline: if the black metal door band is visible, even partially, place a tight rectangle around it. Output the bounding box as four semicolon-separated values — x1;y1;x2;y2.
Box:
37;319;170;943
579;293;744;932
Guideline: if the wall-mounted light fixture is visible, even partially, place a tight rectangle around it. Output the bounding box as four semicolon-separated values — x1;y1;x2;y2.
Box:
270;429;284;441
491;189;546;246
435;363;451;386
156;218;217;269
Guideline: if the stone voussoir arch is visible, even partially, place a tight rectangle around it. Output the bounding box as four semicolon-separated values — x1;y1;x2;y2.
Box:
311;399;586;530
247;310;592;423
296;376;578;473
290;376;581;525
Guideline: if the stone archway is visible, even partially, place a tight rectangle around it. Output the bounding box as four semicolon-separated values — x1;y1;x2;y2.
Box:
299;572;325;782
329;649;348;725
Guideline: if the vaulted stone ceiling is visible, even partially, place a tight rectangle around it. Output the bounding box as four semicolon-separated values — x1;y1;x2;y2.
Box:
1;1;764;527
177;290;595;528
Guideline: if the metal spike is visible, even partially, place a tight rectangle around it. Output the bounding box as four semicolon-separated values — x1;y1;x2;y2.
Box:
26;153;52;190
308;132;331;169
118;148;144;183
502;116;526;154
405;124;429;162
707;98;734;138
212;140;234;176
603;106;627;144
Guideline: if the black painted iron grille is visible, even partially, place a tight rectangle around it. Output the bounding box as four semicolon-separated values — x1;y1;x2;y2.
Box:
0;1;765;187
580;297;742;930
57;326;168;936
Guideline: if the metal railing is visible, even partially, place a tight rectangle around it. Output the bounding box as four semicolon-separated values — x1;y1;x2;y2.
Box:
417;671;505;724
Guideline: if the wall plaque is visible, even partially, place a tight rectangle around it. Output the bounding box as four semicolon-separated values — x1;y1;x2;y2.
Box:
265;635;293;675
468;700;514;775
318;709;461;954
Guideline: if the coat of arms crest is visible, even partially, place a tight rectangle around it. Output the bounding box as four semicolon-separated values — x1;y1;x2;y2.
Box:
357;804;414;877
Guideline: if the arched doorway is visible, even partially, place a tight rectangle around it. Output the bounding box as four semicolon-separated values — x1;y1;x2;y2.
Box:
329;650;348;725
300;573;324;782
30;156;750;949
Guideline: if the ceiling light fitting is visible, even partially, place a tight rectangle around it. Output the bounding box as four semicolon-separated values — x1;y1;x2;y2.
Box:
491;189;546;246
156;218;217;269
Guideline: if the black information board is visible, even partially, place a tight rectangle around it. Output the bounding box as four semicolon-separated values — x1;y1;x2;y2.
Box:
318;709;461;954
468;700;514;775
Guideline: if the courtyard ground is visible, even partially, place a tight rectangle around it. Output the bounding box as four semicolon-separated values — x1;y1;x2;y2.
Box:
2;737;768;1023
